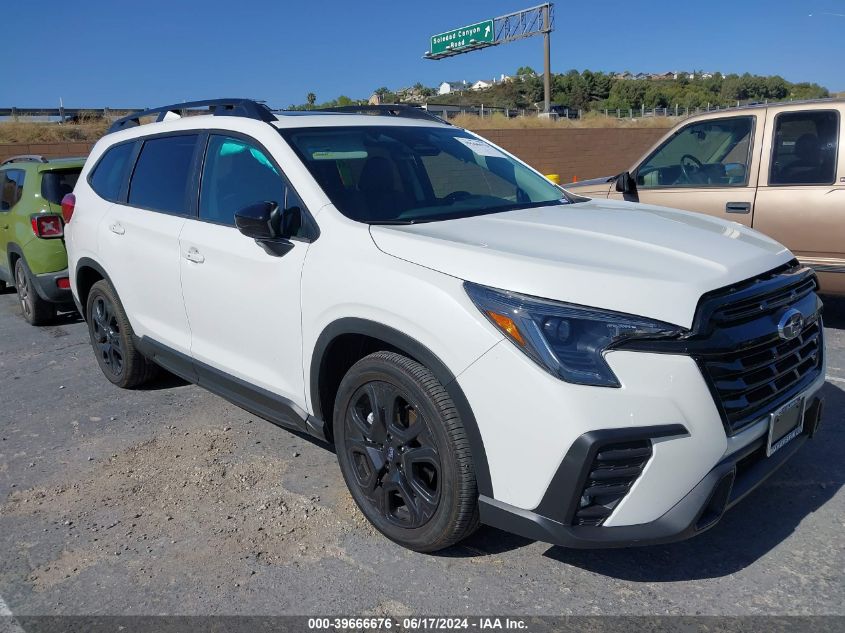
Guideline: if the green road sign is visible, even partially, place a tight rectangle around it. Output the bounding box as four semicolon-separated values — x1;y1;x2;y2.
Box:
430;19;495;56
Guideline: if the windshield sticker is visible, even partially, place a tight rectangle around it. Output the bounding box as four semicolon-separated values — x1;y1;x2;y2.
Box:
297;134;369;161
455;137;507;158
311;150;368;160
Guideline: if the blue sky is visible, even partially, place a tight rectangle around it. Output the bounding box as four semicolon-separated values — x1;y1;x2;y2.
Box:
2;0;843;108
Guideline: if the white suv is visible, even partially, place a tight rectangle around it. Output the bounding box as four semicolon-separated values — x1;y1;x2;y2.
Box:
64;99;826;552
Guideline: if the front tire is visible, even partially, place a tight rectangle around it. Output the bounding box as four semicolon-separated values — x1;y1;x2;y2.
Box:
85;280;158;388
14;259;56;326
334;351;480;552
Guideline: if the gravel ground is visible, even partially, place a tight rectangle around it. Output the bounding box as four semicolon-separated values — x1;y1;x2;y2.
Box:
0;288;843;617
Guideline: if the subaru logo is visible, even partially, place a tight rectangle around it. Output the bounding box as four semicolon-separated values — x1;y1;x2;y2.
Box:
777;308;804;341
386;446;395;461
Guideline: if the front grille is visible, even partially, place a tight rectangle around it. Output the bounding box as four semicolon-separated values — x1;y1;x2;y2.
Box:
709;272;817;327
573;440;652;526
700;320;822;433
693;262;824;434
619;261;824;436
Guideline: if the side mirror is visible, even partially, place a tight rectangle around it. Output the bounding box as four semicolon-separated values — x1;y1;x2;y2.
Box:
235;201;280;240
615;171;639;200
235;201;298;257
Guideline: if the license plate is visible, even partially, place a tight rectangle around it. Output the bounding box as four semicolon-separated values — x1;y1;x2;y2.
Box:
766;396;805;456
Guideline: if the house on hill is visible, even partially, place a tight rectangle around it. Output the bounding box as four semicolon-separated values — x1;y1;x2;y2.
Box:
438;80;468;95
471;79;494;91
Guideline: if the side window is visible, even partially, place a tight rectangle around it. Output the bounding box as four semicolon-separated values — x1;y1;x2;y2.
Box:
128;135;199;215
637;116;754;188
770;111;839;186
90;142;135;202
1;170;25;210
199;135;287;226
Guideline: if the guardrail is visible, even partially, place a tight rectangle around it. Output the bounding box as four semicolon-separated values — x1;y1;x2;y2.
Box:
0;107;142;119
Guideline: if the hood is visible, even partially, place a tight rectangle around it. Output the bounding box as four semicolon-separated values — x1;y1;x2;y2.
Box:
369;199;793;328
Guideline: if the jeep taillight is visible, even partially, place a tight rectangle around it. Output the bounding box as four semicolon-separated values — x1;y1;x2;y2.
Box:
30;214;64;239
61;193;76;224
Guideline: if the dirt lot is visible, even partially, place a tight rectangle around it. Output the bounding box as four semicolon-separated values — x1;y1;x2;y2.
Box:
0;288;843;617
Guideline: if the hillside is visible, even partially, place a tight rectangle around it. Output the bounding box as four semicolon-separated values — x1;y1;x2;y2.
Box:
428;70;830;111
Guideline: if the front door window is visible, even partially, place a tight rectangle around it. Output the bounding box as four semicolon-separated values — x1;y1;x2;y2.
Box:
637;117;754;188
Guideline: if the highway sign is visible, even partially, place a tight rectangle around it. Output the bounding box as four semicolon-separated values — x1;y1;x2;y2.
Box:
430;19;495;56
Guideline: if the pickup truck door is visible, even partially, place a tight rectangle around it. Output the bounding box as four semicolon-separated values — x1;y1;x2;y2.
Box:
751;107;845;293
614;114;762;228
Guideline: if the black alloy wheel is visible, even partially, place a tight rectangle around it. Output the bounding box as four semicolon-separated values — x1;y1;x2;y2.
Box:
90;293;124;378
85;280;158;389
334;351;479;552
344;380;442;528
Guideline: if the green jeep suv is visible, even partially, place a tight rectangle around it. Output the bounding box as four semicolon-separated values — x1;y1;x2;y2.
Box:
0;155;85;324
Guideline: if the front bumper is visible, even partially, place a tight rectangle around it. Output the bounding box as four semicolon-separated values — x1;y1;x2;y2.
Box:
457;335;826;548
479;394;824;548
31;268;73;305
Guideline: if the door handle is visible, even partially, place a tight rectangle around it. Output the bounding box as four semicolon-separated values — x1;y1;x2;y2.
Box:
109;222;125;235
725;202;751;214
184;247;205;264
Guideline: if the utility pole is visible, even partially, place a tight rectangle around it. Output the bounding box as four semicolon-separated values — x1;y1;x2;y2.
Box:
542;4;551;113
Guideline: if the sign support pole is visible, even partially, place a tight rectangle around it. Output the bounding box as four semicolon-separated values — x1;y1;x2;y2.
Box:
542;4;552;113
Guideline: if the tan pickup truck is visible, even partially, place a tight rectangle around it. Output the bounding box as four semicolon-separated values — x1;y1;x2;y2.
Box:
566;99;844;295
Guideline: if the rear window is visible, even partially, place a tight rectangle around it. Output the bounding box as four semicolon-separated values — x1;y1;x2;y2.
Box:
90;142;135;202
41;169;80;204
128;135;198;215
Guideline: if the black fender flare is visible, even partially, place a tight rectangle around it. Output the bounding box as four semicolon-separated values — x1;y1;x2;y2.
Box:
311;317;493;497
73;256;117;318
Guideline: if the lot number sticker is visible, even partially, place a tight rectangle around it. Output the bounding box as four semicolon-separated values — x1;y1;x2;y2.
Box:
456;137;507;158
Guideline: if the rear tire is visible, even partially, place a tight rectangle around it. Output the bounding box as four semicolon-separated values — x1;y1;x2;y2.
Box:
334;351;480;552
85;280;158;388
14;259;56;326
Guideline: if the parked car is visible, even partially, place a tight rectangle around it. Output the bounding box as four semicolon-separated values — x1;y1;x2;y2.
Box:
565;99;844;295
65;99;825;552
0;155;85;324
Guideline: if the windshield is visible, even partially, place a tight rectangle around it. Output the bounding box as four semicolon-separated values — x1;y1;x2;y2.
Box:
281;126;567;223
41;169;81;205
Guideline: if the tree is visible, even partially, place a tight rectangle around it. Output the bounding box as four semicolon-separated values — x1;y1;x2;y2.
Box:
516;66;536;77
306;92;316;108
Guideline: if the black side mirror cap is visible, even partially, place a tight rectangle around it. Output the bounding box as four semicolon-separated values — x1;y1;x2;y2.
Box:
235;201;296;257
235;201;280;240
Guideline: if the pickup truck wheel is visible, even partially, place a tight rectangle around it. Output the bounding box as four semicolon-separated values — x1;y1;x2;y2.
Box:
85;280;158;389
334;351;480;552
14;259;55;326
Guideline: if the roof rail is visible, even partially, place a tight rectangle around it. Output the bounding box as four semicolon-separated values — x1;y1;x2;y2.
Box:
313;104;451;125
1;155;49;166
108;99;277;133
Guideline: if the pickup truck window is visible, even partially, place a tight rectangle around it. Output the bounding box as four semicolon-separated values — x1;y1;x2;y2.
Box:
637;116;753;189
770;110;838;186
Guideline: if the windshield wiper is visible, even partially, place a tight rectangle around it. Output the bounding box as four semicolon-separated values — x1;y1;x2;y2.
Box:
366;219;416;225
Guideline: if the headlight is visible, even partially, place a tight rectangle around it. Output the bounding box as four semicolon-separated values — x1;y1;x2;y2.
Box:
464;282;685;387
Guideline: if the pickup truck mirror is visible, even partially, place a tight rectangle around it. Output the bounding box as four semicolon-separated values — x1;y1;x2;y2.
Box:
234;201;296;257
615;171;637;194
615;171;639;201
